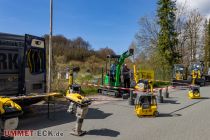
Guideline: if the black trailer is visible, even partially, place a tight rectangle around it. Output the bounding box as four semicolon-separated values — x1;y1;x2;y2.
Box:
0;33;58;105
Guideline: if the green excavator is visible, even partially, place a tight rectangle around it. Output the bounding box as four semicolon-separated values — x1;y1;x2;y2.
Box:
98;49;134;98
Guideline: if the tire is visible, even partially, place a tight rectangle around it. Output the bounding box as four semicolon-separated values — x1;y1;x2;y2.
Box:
115;92;120;98
153;111;159;117
201;82;205;87
187;76;192;84
98;89;102;94
122;94;129;99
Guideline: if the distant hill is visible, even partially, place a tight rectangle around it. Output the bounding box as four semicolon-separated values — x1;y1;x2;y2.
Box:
44;35;115;62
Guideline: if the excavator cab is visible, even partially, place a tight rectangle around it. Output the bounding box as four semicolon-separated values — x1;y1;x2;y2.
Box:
171;64;189;86
134;94;158;117
173;64;185;80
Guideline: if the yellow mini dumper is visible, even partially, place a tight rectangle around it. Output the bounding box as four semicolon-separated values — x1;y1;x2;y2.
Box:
134;94;158;117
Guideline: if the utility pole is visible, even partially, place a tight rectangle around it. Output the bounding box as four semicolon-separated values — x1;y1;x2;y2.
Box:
48;0;53;93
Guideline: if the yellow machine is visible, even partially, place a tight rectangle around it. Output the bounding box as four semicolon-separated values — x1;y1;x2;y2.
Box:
188;71;201;99
65;66;91;136
135;79;154;93
65;66;91;109
134;94;158;117
0;97;23;139
0;97;22;115
134;80;158;117
188;86;200;99
133;65;154;92
66;93;91;108
188;62;205;86
133;64;138;85
191;69;201;80
175;71;183;80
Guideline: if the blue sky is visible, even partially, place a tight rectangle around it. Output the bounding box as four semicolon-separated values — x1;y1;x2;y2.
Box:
0;0;156;54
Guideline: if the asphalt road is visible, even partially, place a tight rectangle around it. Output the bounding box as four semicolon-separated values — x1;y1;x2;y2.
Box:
14;86;210;140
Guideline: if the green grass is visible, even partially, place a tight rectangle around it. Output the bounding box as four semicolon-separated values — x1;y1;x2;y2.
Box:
153;81;171;88
81;86;98;96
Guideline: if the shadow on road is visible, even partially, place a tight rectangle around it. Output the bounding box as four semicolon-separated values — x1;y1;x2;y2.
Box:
169;100;202;114
199;97;210;99
163;99;180;104
87;128;120;137
18;110;76;130
158;113;182;117
18;107;112;130
86;108;113;119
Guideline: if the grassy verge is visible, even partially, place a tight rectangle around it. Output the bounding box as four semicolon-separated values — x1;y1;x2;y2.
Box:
81;86;98;96
153;81;171;88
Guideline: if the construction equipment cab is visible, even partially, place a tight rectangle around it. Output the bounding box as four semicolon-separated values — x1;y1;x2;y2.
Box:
172;64;188;86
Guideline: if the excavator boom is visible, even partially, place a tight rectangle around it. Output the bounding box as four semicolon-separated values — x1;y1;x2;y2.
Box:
114;49;134;87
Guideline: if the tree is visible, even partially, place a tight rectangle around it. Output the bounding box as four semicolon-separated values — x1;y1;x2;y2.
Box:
175;1;189;63
136;15;159;54
208;20;210;68
95;47;115;60
184;10;203;62
157;0;179;68
204;19;210;72
44;35;94;62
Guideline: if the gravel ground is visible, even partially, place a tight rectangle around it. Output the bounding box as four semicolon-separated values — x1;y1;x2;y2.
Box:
14;86;210;140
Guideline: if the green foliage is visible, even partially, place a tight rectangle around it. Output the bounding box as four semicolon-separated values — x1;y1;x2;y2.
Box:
44;35;115;63
44;34;115;93
157;0;179;68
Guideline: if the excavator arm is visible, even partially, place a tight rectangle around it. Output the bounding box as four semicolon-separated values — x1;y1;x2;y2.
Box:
114;49;134;87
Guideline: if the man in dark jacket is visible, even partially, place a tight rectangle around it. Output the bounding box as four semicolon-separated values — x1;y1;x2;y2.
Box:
122;64;130;88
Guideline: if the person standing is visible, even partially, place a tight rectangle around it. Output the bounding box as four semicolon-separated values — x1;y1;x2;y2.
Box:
110;63;116;82
122;64;130;88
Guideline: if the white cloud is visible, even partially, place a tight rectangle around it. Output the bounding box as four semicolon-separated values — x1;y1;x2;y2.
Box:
176;0;210;18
